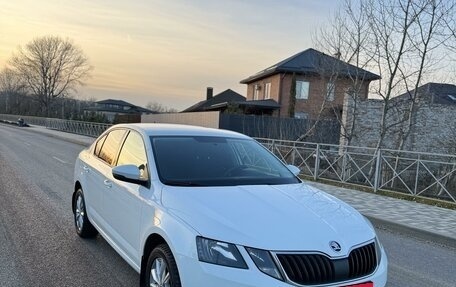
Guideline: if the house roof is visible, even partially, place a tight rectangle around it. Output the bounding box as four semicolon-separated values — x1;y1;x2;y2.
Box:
204;99;281;111
182;89;246;112
96;99;136;106
85;99;154;114
398;82;456;105
240;48;381;84
237;99;281;109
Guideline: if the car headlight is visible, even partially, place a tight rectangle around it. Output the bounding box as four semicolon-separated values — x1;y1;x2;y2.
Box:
246;247;283;280
196;237;247;269
374;236;383;265
363;216;383;265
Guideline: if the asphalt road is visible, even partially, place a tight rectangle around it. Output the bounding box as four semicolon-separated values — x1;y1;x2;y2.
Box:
1;123;455;287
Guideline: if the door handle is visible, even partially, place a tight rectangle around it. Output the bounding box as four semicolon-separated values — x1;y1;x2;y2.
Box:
103;179;112;188
82;165;90;173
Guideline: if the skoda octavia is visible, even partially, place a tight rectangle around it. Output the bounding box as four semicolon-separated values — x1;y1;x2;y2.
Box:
73;123;387;287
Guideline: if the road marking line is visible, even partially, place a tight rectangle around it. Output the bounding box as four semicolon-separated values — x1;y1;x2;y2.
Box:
52;156;67;164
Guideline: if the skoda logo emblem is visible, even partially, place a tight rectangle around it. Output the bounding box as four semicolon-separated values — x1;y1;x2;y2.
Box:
329;241;341;252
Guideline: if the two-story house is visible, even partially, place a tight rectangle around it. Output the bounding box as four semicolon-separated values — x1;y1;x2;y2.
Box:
240;48;380;119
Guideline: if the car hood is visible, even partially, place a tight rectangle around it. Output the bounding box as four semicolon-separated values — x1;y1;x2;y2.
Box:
161;183;375;256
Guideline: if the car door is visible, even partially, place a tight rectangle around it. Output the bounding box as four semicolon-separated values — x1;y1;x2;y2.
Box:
103;129;149;263
90;129;127;232
81;133;107;224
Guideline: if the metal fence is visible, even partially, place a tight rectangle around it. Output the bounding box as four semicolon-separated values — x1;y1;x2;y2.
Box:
44;118;111;137
0;114;111;137
256;138;456;203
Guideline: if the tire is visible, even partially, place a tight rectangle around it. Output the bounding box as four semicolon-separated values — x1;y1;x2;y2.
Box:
73;188;98;238
144;244;181;287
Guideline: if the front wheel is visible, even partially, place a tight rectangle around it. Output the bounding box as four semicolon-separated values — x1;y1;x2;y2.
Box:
144;244;181;287
73;188;98;238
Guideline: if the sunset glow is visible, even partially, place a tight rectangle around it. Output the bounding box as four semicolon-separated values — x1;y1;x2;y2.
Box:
0;0;336;110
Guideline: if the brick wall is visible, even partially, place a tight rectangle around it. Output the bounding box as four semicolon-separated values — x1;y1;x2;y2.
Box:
341;95;456;153
246;74;281;102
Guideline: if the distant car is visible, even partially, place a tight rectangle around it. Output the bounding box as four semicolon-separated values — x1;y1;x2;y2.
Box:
73;123;387;287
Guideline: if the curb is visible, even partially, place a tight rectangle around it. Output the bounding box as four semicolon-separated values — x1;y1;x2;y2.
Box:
366;215;456;249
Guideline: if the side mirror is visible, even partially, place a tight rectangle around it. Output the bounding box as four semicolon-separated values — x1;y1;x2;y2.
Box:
112;164;148;186
286;164;301;176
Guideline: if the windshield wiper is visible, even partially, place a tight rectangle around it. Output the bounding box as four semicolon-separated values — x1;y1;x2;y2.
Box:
164;180;205;187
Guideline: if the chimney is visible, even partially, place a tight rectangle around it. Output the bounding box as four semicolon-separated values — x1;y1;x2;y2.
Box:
206;87;213;100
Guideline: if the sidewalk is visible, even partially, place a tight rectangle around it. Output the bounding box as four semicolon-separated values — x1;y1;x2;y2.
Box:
21;125;456;246
306;181;456;245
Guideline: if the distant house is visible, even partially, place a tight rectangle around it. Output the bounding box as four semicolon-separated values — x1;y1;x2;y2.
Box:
182;88;280;115
395;82;456;105
240;48;380;119
84;99;153;123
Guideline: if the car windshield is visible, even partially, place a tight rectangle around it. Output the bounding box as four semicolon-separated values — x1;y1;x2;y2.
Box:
150;136;300;186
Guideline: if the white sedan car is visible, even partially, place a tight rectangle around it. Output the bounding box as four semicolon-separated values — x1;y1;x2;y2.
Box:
73;123;387;287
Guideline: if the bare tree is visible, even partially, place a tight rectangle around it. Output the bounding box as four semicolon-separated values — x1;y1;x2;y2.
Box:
395;0;456;151
288;73;297;118
312;0;375;146
146;101;178;113
315;0;456;151
9;36;91;116
363;0;424;150
0;67;27;114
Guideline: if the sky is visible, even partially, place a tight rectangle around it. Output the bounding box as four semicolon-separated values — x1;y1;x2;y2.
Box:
0;0;339;111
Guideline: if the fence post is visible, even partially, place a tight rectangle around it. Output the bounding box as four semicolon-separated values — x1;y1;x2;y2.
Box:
291;147;296;165
314;144;320;181
373;149;382;192
414;154;420;195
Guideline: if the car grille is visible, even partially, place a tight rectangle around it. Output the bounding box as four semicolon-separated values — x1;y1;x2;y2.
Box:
276;242;377;286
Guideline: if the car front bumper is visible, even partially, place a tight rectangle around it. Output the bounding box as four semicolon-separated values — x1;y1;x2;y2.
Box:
176;247;388;287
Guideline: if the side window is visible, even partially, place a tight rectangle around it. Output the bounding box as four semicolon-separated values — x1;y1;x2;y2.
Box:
94;134;107;156
98;129;126;165
296;81;310;99
117;131;149;180
264;82;271;99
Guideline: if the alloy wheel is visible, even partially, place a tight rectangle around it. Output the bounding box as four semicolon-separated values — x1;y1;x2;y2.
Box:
75;195;85;231
150;257;170;287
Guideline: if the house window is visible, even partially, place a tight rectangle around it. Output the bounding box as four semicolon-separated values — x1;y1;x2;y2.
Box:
254;84;260;100
264;83;271;99
296;81;309;99
326;82;335;101
294;112;308;119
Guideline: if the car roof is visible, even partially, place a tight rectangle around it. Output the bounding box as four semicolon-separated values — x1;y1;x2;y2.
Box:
111;123;250;139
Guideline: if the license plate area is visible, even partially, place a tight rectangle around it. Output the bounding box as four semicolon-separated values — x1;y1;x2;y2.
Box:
343;282;373;287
